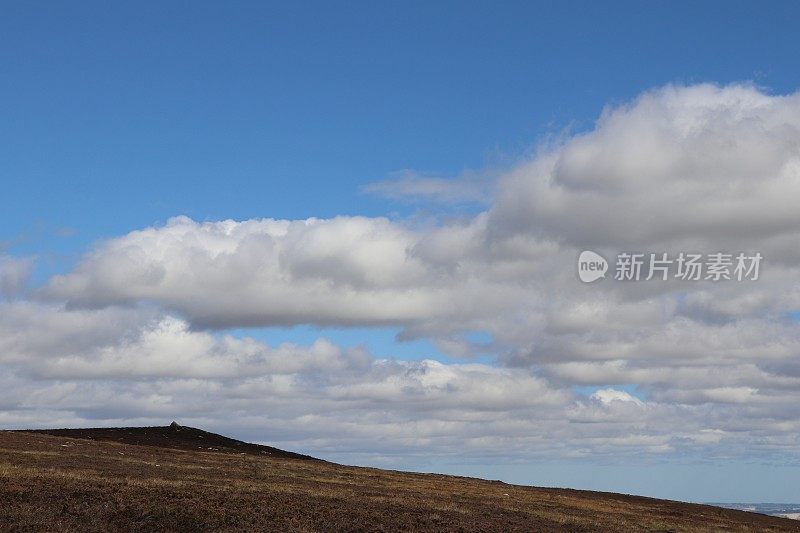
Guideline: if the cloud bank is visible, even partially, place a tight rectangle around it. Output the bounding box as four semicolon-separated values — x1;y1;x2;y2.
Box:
5;83;800;466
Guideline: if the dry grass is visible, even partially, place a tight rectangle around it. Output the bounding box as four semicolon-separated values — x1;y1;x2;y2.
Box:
1;430;798;532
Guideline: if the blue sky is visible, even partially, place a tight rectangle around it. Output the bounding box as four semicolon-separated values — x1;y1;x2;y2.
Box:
3;2;800;502
5;1;800;250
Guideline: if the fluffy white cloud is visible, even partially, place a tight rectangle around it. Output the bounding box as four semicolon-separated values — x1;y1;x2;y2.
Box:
489;84;800;250
42;216;465;328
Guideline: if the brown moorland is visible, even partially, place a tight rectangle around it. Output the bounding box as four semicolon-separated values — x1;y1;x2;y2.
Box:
1;426;798;532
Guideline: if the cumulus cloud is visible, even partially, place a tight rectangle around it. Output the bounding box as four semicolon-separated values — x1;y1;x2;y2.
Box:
6;83;800;464
489;84;800;251
42;216;460;328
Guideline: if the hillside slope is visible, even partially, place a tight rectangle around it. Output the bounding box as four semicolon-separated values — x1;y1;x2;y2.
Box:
1;428;797;532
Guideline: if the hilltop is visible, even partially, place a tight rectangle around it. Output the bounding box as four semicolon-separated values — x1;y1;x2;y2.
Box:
21;422;315;460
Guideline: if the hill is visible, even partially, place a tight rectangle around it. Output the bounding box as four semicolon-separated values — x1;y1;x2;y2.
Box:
20;422;315;460
1;427;797;532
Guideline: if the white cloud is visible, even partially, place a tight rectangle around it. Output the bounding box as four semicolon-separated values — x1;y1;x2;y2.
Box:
41;216;462;328
488;84;800;251
590;388;644;406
